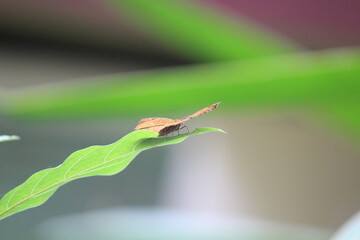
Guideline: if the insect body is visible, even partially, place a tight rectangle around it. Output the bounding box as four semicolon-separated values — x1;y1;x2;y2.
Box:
135;102;220;136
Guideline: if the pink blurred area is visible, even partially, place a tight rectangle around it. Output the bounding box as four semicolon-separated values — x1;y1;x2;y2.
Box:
197;0;360;49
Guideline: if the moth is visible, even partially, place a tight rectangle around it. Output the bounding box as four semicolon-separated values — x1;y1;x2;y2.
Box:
135;102;220;136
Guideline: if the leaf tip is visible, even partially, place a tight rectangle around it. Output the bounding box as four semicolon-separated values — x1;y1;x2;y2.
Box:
217;129;227;134
0;135;20;142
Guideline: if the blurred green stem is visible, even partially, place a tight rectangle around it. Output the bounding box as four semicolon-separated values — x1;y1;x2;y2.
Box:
2;48;359;120
112;0;297;61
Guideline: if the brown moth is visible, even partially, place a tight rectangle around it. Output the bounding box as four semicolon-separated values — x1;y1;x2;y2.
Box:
135;102;220;136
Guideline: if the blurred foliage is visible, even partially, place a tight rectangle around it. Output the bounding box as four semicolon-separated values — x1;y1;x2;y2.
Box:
2;50;359;137
0;0;359;143
111;0;297;61
0;135;20;143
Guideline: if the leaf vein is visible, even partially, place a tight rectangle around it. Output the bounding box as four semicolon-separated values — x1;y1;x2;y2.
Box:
103;131;142;162
6;187;19;209
31;169;54;195
63;147;99;179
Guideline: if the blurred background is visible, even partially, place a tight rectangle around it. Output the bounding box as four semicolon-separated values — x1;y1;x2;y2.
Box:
1;0;360;239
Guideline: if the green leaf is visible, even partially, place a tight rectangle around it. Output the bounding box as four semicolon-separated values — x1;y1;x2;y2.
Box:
113;0;296;61
3;48;360;121
0;135;20;143
0;128;224;220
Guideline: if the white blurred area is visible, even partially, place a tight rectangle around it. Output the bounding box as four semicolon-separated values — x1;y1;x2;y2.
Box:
37;207;330;240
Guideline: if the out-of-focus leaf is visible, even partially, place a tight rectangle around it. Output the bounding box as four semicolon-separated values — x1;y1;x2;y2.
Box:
2;48;360;121
0;128;224;220
112;0;297;61
0;135;20;142
317;101;360;143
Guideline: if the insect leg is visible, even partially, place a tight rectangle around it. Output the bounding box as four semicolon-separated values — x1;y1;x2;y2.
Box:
179;124;190;133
